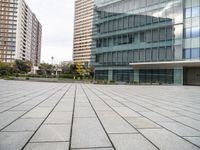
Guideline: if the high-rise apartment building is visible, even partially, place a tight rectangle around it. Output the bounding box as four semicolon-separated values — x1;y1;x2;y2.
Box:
92;0;200;85
31;14;42;67
73;0;93;66
0;0;42;66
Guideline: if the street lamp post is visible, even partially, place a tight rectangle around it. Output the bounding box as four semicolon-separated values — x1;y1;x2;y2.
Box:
51;56;54;76
51;56;54;65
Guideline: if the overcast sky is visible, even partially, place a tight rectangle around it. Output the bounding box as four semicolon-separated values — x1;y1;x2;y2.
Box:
26;0;75;64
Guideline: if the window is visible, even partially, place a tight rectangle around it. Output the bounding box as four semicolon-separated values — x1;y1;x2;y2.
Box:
185;28;191;38
108;53;112;63
112;52;117;63
191;48;200;59
128;16;134;28
146;15;152;24
117;51;123;63
104;22;108;33
133;50;139;62
123;17;129;29
139;49;145;61
134;15;140;27
166;47;173;60
159;28;166;41
103;53;107;63
122;51;128;63
128;50;133;62
191;27;200;38
166;27;172;40
159;47;166;61
152;48;158;61
108;21;113;32
140;15;146;26
113;19;118;31
192;7;200;17
185;8;191;18
99;54;104;63
118;18;123;30
152;29;159;42
146;30;152;43
145;49;151;61
140;32;145;42
185;49;191;59
128;34;134;44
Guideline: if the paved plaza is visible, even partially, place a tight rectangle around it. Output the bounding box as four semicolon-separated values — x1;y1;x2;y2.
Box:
0;80;200;150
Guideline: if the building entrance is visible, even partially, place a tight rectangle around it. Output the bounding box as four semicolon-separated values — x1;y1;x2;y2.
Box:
184;68;200;85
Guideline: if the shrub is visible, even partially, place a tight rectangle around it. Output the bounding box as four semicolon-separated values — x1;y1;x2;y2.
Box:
59;74;80;79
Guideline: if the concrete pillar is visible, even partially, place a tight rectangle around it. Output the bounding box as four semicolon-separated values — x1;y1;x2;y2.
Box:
174;67;183;85
108;70;113;81
134;69;140;83
129;70;134;81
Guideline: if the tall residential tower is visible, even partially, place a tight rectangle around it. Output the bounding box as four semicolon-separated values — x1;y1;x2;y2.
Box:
0;0;42;66
73;0;93;66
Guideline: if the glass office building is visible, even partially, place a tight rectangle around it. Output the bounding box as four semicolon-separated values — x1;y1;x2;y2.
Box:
92;0;200;85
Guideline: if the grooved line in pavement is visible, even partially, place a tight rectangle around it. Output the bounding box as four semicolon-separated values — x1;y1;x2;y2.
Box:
0;85;55;105
85;85;161;150
68;84;77;150
81;84;116;150
0;84;69;132
90;85;200;149
0;85;61;113
21;84;72;149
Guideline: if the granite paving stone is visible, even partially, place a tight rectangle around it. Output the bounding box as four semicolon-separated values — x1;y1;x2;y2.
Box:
30;124;71;142
125;117;161;129
44;111;72;124
110;133;158;150
97;112;138;134
71;117;112;149
159;122;200;137
139;128;200;150
22;107;52;119
185;137;200;147
0;80;200;150
112;107;141;117
3;118;43;132
24;142;69;150
0;131;33;150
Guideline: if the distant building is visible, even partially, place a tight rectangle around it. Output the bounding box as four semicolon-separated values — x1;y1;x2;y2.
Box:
92;0;200;85
73;0;93;66
0;0;42;67
31;14;42;67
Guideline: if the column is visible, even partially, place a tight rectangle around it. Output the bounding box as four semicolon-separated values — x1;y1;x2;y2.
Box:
108;70;113;81
134;69;140;83
174;67;183;85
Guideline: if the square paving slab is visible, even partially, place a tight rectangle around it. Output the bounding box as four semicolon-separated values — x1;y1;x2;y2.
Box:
0;80;200;150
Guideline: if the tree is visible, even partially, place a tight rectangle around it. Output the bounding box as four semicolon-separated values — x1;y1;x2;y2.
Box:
87;65;94;78
13;60;31;73
76;63;86;76
0;62;13;76
38;63;54;76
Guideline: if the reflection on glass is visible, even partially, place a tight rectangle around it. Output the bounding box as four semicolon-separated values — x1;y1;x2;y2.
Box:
185;49;191;59
191;48;200;59
192;27;200;38
93;0;184;65
192;7;200;17
185;28;191;38
185;8;191;18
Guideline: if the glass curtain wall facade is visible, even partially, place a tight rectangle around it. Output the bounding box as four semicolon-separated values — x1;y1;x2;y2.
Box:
91;0;199;84
184;0;200;60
